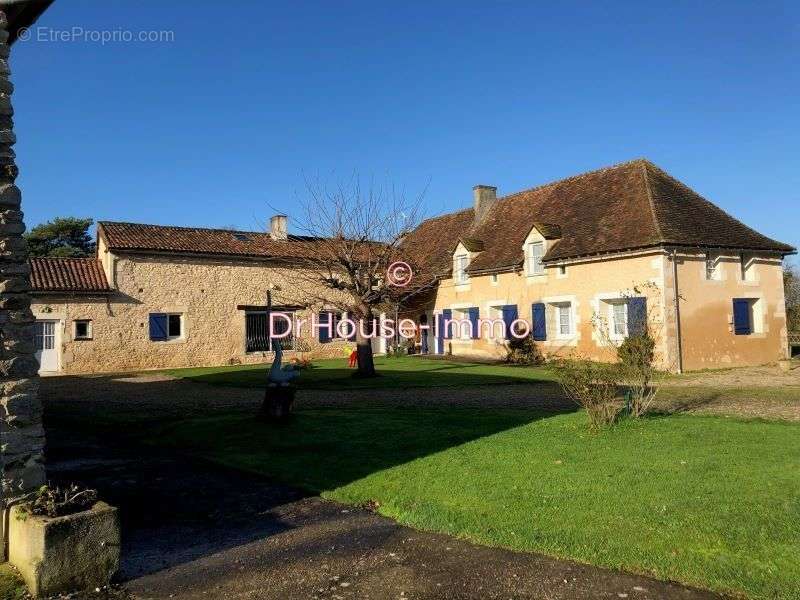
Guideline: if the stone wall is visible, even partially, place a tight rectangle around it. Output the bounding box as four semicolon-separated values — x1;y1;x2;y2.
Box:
30;252;357;374
0;10;45;561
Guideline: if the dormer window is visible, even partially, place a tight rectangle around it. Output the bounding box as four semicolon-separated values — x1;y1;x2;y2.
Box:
527;242;544;275
454;254;469;283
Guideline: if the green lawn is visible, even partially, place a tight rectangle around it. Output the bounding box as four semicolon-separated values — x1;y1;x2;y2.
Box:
154;407;800;599
161;356;557;389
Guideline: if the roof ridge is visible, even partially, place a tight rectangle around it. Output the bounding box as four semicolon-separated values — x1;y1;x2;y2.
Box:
98;220;266;236
29;256;99;262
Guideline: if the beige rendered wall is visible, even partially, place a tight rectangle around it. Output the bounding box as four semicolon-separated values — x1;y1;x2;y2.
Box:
428;250;674;367
428;246;788;371
672;251;788;371
30;251;353;374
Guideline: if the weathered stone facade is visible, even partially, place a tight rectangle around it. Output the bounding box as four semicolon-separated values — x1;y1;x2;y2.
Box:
0;9;46;561
30;243;364;374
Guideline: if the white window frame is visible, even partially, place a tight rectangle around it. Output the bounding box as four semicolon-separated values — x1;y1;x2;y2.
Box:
454;254;469;284
705;253;719;280
527;242;544;275
555;302;573;338
608;300;628;340
73;319;93;341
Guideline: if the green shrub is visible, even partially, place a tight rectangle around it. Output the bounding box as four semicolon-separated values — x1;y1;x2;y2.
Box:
618;334;655;370
553;358;623;429
506;336;544;365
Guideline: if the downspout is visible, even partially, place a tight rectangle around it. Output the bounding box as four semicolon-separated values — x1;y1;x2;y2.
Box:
671;249;684;374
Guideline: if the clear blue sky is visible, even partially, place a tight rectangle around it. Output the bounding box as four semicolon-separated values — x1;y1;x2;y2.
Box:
10;0;800;254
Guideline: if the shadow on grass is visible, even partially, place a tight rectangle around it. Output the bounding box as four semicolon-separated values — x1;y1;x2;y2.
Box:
41;372;572;579
154;405;568;493
167;357;557;390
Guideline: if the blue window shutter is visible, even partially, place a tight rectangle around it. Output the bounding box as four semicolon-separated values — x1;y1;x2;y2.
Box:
318;312;330;343
733;299;751;335
149;313;167;341
442;309;453;339
531;303;546;341
501;305;518;339
468;307;480;339
627;297;647;337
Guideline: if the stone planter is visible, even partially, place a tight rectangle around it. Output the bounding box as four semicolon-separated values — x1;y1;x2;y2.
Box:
8;501;120;598
778;359;795;372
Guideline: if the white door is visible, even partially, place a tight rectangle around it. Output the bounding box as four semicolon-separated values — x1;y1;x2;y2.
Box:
35;320;59;373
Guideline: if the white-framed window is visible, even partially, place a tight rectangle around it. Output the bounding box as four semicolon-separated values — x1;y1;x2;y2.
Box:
149;312;184;342
611;301;627;337
528;242;544;275
705;253;718;280
556;302;572;337
454;254;469;283
73;319;92;340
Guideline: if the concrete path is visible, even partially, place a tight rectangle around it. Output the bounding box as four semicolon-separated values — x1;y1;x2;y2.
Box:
42;376;722;600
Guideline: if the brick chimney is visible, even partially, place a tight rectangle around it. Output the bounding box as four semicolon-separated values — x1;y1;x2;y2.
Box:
270;214;288;240
473;185;497;223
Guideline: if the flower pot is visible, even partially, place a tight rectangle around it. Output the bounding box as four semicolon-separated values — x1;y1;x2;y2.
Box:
8;501;120;598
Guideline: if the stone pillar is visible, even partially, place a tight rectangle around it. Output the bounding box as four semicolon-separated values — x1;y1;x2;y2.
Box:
0;9;46;562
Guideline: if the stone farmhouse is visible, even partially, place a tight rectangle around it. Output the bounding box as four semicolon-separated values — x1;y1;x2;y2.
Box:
28;159;794;375
29;216;373;374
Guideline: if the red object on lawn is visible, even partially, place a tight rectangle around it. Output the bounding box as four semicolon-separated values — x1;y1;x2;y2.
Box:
348;350;357;368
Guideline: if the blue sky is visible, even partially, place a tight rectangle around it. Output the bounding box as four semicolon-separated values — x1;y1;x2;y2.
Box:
10;0;800;254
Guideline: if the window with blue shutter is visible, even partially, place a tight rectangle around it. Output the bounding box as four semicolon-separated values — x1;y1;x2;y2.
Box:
627;297;647;337
442;309;453;339
318;311;331;343
501;305;518;339
468;307;480;339
531;303;546;341
733;299;752;335
149;313;168;341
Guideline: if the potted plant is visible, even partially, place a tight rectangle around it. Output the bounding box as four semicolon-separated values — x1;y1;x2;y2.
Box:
8;484;120;598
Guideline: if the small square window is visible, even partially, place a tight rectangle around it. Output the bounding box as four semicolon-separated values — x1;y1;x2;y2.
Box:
705;253;718;280
74;319;92;340
167;314;182;339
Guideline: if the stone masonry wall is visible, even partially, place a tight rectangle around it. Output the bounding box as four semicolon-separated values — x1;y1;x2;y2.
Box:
0;10;46;562
30;253;355;374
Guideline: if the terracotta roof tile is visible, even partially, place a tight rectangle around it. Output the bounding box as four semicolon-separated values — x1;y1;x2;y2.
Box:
401;159;794;278
29;257;112;293
98;222;327;260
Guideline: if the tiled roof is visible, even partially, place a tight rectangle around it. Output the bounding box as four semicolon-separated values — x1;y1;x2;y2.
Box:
98;222;327;260
401;159;795;278
29;257;112;293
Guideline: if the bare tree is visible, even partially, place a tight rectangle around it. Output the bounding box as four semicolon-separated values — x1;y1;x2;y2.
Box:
286;175;426;377
784;262;800;331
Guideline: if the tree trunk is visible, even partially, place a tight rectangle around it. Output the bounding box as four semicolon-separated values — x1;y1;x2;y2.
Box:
355;309;376;377
0;10;46;561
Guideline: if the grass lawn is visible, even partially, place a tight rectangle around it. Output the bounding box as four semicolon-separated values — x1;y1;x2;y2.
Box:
153;407;800;599
161;356;557;389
